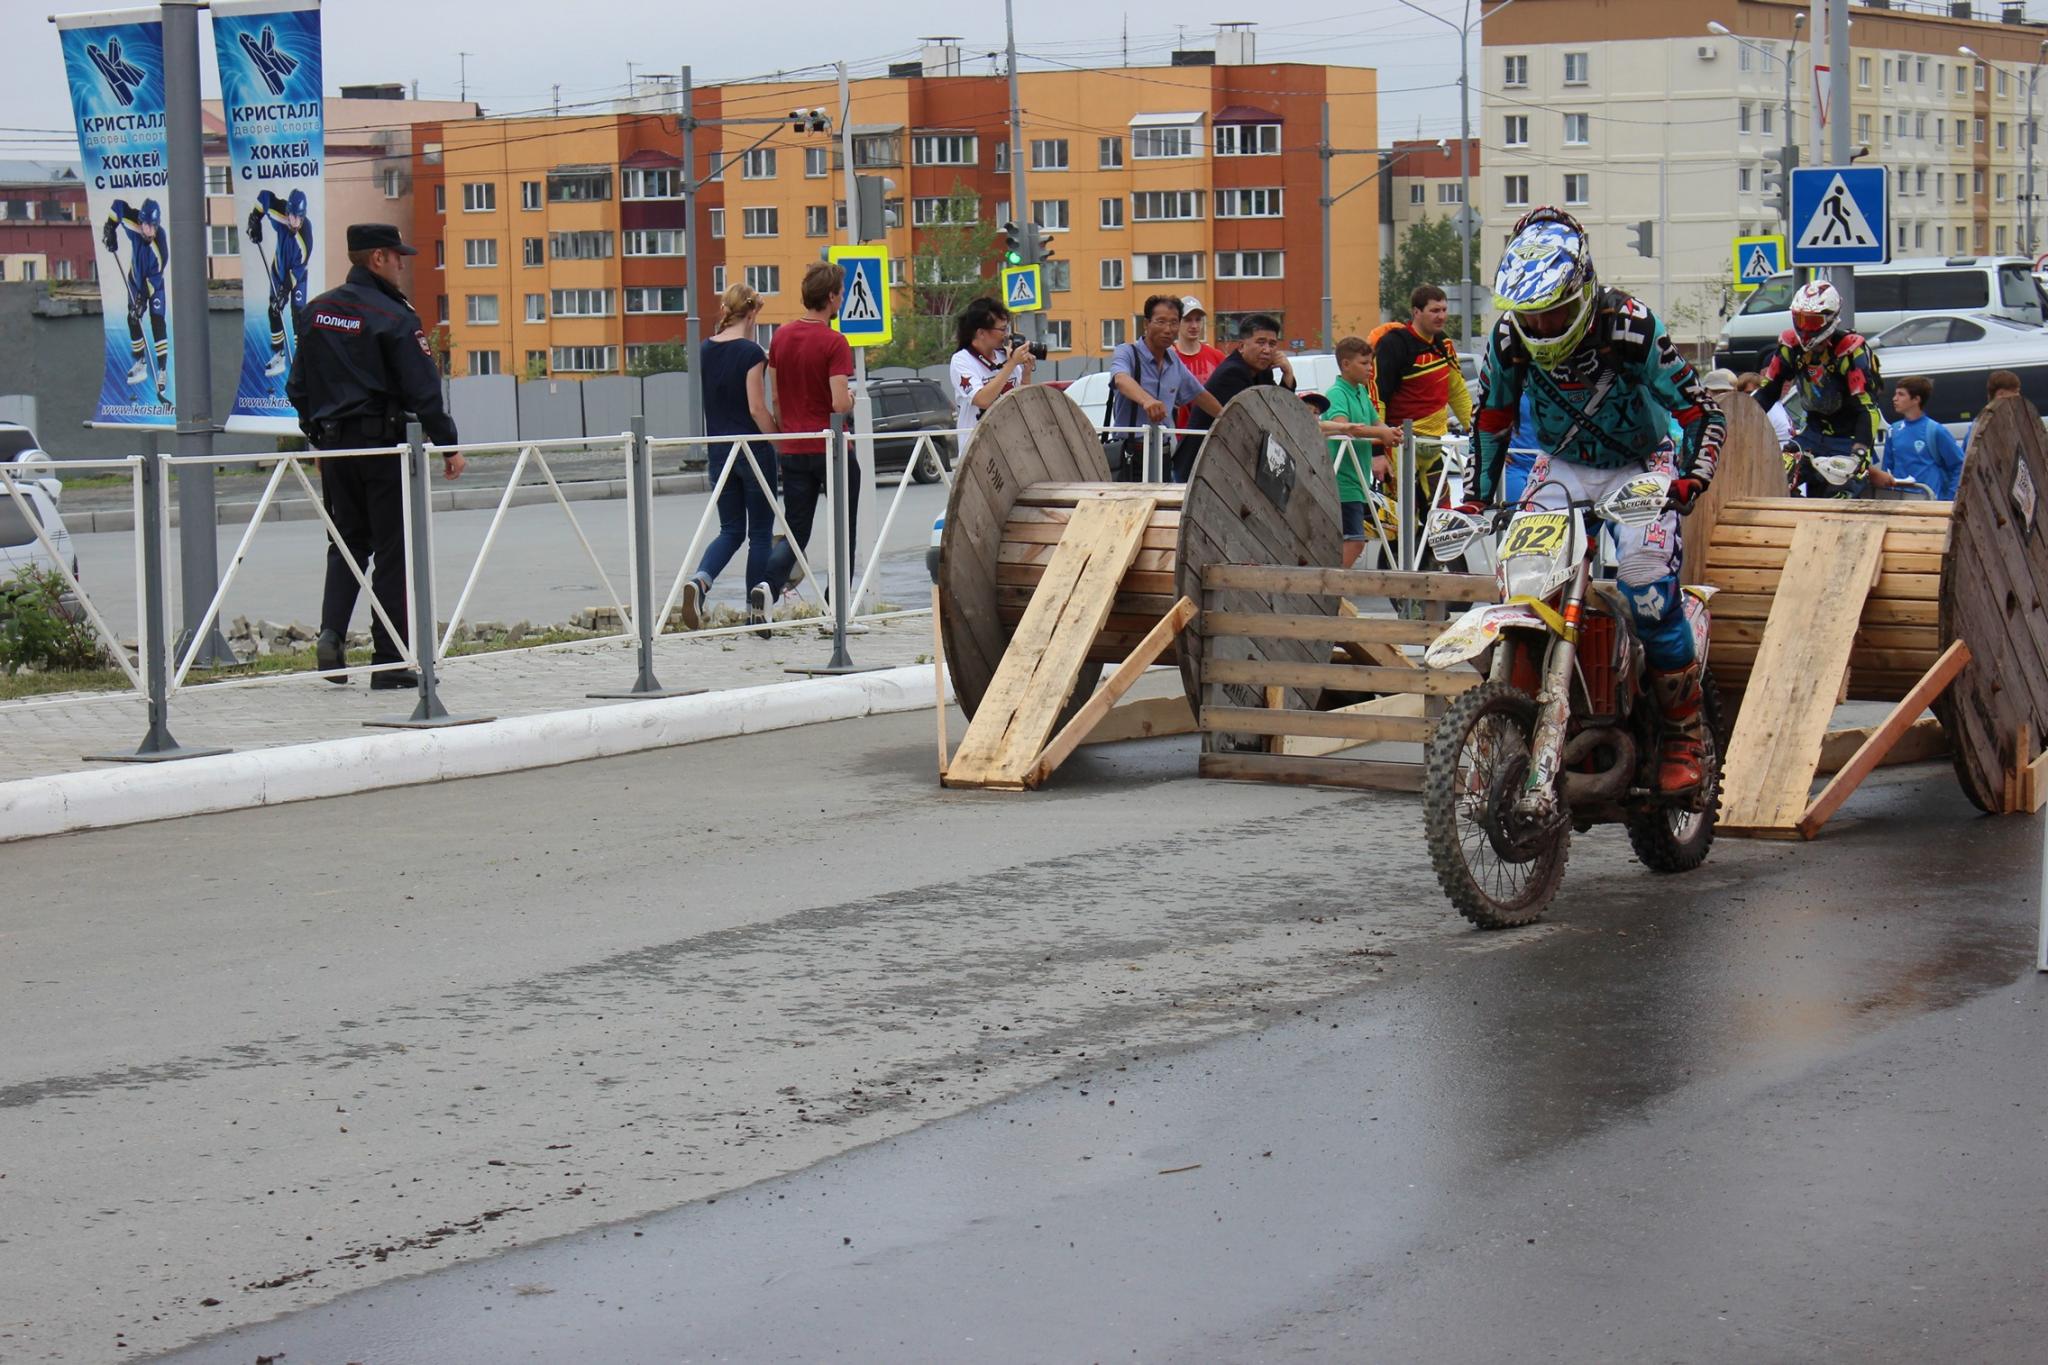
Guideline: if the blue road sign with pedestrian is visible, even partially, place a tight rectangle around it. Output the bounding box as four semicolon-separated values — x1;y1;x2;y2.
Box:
1001;263;1043;313
828;243;892;346
1790;166;1889;267
1731;234;1784;293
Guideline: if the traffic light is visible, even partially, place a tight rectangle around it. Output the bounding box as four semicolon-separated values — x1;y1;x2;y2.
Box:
1002;220;1025;266
1628;220;1655;258
1761;144;1800;226
789;107;829;134
854;175;898;241
1030;221;1056;265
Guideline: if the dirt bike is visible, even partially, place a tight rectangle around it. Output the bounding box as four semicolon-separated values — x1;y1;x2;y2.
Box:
1415;468;1726;930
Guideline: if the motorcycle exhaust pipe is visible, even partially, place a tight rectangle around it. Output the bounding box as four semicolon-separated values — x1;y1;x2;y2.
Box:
1560;730;1637;805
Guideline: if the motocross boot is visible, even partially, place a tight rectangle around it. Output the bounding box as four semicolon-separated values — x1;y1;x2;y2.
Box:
1649;663;1706;796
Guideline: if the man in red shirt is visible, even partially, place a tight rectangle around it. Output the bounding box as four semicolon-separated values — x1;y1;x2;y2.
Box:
1172;295;1224;429
764;261;855;608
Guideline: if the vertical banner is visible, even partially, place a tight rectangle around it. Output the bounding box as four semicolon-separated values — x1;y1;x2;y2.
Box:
57;7;176;428
211;0;323;434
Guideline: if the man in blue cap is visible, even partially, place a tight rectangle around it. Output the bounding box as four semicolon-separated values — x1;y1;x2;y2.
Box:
287;223;462;690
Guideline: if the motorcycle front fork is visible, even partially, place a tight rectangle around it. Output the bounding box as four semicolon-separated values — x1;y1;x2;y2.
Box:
1514;559;1592;820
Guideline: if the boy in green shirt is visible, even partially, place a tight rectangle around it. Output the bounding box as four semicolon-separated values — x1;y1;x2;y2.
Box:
1319;335;1401;567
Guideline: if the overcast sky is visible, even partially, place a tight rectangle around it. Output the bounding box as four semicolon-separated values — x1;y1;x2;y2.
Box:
6;0;1473;160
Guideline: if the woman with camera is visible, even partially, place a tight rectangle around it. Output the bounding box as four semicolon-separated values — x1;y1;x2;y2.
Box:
949;296;1037;452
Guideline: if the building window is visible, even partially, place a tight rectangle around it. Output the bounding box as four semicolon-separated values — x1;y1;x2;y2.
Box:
1915;113;1926;142
622;167;680;199
1760;105;1772;135
994;142;1008;173
550;288;615;316
436;293;448;324
744;264;780;294
1883;116;1893;145
379;167;402;198
1563;52;1589;85
804;147;830;178
1976;118;1986;145
1974;169;1986;195
1739;103;1752;136
1215;187;1283;218
1437;183;1464;204
1999;69;2010;97
806;205;829;237
851;133;899;168
1563;172;1589;205
1100;196;1125;229
1739;166;1753;194
1044;319;1072;351
462;183;496;212
463;238;497;268
1917;56;1928;85
435;239;445;269
1132;190;1203;221
1100;257;1125;289
1738;43;1753;73
622;229;684;256
207;224;237;257
1503;54;1528;87
1883;57;1893;87
53;259;73;280
887;257;907;286
1409;183;1425;204
1045;260;1071;292
1857;113;1871;144
1563;113;1589;145
1098;136;1124;169
1997;173;2009;202
912;134;977;166
1915;167;1927;197
912;196;978;226
469;350;501;376
1031;199;1070;232
753;323;778;347
434;184;445;214
1503;174;1529;207
1213;123;1280;156
523;350;547;375
712;265;726;293
1030;138;1070;170
1131;123;1198;159
624;286;687;313
708;209;725;239
1977;64;1987;92
551;345;617;373
549;231;614;260
522;237;544;266
1101;317;1126;349
742;206;779;237
465;294;499;325
742;148;777;180
521;180;541;210
1857;56;1871;88
1915;221;1926;250
524;293;545;322
1504;114;1528;147
1132;252;1203;282
1999;122;2010;152
204;164;231;196
1216;250;1283;279
547;169;611;202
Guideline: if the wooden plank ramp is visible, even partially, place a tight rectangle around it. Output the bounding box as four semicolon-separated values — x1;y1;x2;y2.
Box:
1719;517;1889;837
943;496;1159;791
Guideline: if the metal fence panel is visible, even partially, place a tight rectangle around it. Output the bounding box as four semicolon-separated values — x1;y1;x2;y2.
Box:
581;376;643;441
517;379;586;441
643;371;696;440
446;375;519;446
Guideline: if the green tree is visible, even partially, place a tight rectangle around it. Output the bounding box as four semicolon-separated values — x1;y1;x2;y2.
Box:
625;338;689;377
869;181;1001;369
1379;214;1482;339
521;351;548;381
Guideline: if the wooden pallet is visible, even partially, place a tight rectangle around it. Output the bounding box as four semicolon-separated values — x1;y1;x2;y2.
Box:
941;495;1195;791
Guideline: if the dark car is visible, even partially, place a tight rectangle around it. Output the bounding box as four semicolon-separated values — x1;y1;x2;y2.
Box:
868;377;955;483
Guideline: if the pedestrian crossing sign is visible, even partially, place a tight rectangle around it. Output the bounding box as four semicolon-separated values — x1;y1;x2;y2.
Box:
828;244;893;346
1789;165;1890;267
1001;263;1044;313
1731;234;1786;294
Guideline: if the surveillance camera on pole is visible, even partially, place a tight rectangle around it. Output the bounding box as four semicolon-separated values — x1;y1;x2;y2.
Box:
789;107;829;134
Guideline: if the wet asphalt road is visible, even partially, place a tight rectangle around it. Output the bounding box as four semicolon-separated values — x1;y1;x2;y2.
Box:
2;709;2040;1363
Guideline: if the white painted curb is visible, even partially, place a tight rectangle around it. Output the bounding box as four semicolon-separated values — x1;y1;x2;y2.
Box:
0;665;949;844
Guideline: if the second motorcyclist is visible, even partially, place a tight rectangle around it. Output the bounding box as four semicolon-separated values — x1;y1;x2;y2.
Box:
1752;279;1885;498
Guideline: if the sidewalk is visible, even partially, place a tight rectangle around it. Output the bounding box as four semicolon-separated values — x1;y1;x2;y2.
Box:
0;617;934;786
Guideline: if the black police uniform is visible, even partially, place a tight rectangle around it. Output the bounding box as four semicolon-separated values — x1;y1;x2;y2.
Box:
285;238;456;669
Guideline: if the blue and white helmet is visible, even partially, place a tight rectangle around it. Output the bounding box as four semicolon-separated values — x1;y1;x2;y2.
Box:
1493;207;1597;371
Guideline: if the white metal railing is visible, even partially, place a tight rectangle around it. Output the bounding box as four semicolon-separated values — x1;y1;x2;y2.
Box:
0;455;148;707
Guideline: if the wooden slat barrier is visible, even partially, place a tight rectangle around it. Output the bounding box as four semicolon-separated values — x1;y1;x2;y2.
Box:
1196;562;1493;792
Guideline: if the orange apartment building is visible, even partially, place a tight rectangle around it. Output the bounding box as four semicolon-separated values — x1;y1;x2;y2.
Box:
415;41;1377;377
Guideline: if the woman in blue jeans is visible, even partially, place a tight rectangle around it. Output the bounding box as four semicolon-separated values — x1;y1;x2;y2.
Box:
680;284;781;628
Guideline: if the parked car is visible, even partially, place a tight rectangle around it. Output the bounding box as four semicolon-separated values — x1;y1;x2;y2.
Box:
0;436;81;615
867;377;954;483
1716;255;2048;373
0;420;48;464
1866;311;2048;434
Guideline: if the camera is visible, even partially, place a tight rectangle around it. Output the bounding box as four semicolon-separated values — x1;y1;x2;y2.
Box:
1011;340;1049;361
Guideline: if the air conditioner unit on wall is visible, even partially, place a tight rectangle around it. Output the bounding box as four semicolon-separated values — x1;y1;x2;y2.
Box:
1697;44;1719;61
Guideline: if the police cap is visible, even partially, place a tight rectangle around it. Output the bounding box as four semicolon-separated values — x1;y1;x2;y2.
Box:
346;222;418;256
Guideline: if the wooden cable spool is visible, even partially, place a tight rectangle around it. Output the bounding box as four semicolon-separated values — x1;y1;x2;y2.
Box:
1934;394;2048;812
939;383;1338;722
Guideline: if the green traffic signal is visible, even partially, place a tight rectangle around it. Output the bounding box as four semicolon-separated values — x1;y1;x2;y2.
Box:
1005;248;1023;265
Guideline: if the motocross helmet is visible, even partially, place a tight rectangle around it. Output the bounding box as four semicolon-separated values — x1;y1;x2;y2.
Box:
1493;207;1597;372
1790;279;1843;353
287;187;309;218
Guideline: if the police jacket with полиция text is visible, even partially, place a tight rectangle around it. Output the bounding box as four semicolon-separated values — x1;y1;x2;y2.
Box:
286;264;458;447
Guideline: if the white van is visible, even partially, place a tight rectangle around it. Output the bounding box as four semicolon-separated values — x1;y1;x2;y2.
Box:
1715;256;2046;374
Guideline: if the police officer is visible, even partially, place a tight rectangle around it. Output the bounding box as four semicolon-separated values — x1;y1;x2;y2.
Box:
286;222;463;689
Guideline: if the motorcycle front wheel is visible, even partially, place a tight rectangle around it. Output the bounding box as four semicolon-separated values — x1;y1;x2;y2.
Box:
1422;679;1571;930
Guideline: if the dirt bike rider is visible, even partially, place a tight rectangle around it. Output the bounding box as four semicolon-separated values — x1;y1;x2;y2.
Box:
1752;279;1884;498
1470;207;1726;796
